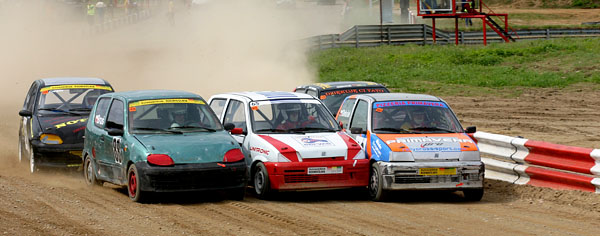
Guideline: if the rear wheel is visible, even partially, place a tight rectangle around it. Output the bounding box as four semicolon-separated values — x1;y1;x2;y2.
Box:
128;164;146;203
83;156;102;186
463;188;484;201
368;162;386;201
253;162;272;199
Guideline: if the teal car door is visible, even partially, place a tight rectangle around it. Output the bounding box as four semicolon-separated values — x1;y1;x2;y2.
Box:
87;97;112;177
99;99;126;180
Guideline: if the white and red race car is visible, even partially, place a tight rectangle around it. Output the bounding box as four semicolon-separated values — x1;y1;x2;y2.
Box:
208;92;369;199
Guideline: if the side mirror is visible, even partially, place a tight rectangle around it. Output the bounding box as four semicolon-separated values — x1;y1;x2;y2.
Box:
107;128;124;136
350;127;363;134
465;126;476;133
224;123;235;131
19;110;32;117
338;121;344;129
230;128;244;135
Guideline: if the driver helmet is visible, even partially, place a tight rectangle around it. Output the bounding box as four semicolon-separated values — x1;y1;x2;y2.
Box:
410;108;427;124
280;103;301;122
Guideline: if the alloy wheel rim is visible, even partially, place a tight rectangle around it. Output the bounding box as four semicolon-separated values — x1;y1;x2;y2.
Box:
255;170;264;194
129;172;137;197
370;167;379;196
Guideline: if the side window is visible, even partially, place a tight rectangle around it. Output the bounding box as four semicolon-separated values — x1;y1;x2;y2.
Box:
94;98;112;128
223;100;247;133
337;98;356;127
106;100;124;130
306;89;318;98
209;98;227;119
23;83;37;111
349;100;368;131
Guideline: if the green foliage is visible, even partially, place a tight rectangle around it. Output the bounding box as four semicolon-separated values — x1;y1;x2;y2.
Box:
311;38;600;96
572;0;600;8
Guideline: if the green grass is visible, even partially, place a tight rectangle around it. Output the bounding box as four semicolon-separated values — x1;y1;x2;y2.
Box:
311;37;600;97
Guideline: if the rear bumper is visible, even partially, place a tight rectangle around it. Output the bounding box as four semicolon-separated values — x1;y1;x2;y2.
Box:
30;140;83;168
377;161;484;190
265;159;370;190
136;161;248;192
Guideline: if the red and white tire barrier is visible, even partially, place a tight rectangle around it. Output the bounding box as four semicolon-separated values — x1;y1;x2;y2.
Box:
470;131;600;193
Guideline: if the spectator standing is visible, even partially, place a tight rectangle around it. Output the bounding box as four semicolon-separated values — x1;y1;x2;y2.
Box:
96;1;106;23
87;1;96;26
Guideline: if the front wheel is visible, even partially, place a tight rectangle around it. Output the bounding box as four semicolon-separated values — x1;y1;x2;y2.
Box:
83;156;102;186
18;137;24;163
463;188;484;201
368;162;386;201
253;162;273;199
128;164;147;203
29;144;38;174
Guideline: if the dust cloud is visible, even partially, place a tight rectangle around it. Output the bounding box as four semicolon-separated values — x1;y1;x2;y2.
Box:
0;0;344;177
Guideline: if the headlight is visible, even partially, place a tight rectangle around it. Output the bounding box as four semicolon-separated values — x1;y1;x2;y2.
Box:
40;134;63;144
389;151;414;162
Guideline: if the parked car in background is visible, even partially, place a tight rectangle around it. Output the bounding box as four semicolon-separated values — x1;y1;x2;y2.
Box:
82;90;247;202
337;93;484;201
208;91;369;199
294;81;389;114
18;77;114;173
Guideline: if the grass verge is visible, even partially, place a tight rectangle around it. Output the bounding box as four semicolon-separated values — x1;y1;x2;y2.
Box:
311;37;600;97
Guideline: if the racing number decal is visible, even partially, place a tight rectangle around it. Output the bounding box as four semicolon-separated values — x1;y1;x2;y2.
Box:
112;137;124;164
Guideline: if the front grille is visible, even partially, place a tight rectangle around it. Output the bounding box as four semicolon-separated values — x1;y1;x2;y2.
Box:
149;171;245;191
284;174;349;183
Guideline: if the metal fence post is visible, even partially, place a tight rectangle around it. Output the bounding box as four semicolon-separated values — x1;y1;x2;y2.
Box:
423;24;427;45
355;26;360;48
318;35;323;50
460;31;464;44
546;29;550;40
332;35;337;48
387;26;392;45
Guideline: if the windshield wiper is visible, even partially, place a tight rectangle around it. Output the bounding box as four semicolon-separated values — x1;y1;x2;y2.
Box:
373;127;412;133
169;126;216;132
134;127;183;134
289;127;337;133
38;108;81;116
255;128;288;133
69;107;92;112
410;127;455;133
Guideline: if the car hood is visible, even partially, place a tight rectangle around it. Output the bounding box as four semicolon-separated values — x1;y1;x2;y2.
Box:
259;132;348;159
37;115;89;144
134;132;238;164
375;133;478;160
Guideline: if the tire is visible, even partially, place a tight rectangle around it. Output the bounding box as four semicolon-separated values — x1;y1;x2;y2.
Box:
29;144;38;174
253;162;272;199
228;187;246;201
18;136;24;163
368;162;386;201
463;188;484;201
83;156;102;186
127;164;146;203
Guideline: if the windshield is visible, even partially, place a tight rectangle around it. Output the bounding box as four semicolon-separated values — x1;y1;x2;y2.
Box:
320;87;388;112
372;101;463;134
128;98;223;134
250;100;339;134
37;85;113;115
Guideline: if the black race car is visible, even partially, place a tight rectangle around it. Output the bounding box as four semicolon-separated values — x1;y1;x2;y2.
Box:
18;78;114;173
294;81;389;114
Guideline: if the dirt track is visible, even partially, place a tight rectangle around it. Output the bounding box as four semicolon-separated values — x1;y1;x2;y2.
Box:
2;1;600;235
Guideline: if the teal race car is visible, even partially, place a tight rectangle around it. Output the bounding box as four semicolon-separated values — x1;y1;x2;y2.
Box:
82;90;247;202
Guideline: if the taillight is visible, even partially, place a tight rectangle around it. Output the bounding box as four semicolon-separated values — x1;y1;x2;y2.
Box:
223;149;244;163
147;154;174;166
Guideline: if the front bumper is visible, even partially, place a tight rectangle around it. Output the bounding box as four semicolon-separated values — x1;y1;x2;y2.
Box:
265;159;370;190
377;161;484;190
136;161;248;192
30;140;83;168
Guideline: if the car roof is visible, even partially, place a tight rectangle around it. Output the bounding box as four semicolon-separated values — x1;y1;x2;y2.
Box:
38;77;111;86
297;81;387;91
358;93;442;102
103;90;203;101
215;91;315;102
